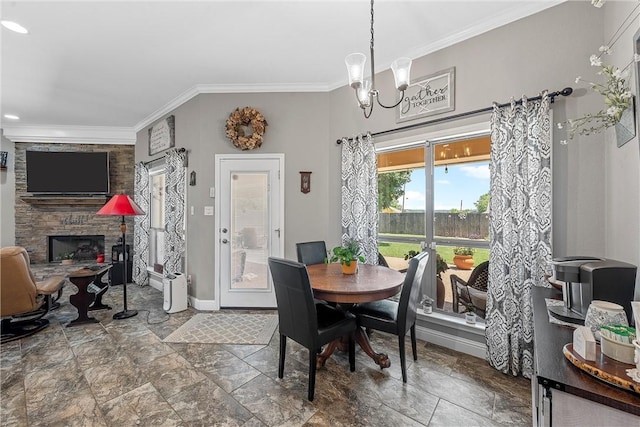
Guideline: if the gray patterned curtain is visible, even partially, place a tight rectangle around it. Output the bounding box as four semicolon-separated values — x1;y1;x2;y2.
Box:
486;93;552;378
133;162;150;286
340;133;378;264
164;149;187;275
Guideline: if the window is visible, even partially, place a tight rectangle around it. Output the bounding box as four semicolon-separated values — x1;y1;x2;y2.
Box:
149;166;165;272
377;134;491;319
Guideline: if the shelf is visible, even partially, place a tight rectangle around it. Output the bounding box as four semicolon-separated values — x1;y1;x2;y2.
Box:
21;195;110;206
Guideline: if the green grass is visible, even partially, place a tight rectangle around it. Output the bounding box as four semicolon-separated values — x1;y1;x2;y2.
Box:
378;241;489;265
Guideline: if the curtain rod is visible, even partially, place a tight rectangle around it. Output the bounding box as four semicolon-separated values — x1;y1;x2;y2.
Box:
336;87;573;144
142;147;187;166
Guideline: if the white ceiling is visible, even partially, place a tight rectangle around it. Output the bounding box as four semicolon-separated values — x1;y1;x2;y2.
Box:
1;0;563;136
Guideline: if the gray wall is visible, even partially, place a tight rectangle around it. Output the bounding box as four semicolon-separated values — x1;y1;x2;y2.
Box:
0;131;15;246
603;2;640;296
135;1;640;301
136;93;331;300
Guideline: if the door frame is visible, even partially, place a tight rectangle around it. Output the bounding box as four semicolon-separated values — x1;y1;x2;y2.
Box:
214;153;285;310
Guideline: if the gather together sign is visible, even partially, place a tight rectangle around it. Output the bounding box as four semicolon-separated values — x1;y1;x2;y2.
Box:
396;67;455;123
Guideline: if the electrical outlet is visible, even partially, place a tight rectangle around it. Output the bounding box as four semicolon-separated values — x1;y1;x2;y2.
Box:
204;206;214;216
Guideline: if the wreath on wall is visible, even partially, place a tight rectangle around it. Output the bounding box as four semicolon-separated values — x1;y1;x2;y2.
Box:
225;107;268;150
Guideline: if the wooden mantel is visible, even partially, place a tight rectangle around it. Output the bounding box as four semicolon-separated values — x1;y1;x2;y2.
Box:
21;195;111;207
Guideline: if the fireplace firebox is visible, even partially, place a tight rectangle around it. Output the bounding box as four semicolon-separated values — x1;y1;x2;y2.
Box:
48;235;105;263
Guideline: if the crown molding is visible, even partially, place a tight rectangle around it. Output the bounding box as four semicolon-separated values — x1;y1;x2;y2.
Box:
133;82;330;132
1;125;136;144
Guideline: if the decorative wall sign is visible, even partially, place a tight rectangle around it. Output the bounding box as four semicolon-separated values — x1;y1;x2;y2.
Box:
396;67;455;123
300;171;311;194
148;115;175;156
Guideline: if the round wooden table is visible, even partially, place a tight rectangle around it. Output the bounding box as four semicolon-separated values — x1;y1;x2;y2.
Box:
306;263;405;369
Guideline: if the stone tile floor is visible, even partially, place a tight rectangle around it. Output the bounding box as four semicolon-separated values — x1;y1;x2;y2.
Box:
1;280;531;426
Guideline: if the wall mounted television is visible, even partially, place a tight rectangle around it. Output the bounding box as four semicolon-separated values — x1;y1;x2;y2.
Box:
26;151;110;194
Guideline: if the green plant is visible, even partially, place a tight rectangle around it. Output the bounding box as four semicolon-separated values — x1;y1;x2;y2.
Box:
436;254;449;278
58;252;74;260
453;247;474;256
403;250;419;260
329;239;365;267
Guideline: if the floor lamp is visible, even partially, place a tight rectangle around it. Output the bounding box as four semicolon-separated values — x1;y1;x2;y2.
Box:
97;194;145;320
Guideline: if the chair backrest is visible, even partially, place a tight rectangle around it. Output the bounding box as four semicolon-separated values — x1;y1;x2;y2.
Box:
296;241;327;266
468;261;489;292
1;246;40;316
377;252;389;268
268;257;319;349
397;251;429;334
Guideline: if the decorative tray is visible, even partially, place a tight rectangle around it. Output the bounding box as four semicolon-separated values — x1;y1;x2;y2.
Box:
563;343;640;394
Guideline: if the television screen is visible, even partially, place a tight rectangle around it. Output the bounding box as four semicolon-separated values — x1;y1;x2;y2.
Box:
26;151;110;194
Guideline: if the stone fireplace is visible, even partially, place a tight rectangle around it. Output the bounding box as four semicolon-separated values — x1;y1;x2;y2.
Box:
48;235;105;262
14;142;135;264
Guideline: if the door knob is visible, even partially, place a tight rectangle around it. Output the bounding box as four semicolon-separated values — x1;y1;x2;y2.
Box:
221;239;228;244
221;228;228;233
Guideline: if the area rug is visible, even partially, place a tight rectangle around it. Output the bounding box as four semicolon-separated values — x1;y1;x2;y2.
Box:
163;313;278;345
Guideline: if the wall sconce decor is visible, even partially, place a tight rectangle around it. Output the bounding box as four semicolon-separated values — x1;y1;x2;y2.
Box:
190;171;196;186
300;171;311;194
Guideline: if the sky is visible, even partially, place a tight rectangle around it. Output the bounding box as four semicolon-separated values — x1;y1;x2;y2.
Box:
399;161;490;212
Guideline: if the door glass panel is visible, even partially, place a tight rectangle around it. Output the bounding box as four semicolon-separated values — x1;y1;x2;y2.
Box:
230;172;269;290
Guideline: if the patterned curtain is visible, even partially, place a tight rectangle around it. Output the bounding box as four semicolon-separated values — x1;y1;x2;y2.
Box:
133;162;150;286
486;93;552;378
340;133;378;264
164;149;187;274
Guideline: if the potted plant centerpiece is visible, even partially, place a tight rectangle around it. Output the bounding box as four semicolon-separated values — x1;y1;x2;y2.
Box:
453;247;475;270
329;239;365;275
59;252;74;265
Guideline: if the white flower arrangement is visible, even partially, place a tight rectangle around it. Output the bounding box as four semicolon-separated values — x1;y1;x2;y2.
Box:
558;49;635;139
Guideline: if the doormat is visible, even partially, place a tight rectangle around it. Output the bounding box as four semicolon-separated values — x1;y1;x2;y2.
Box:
163;313;278;345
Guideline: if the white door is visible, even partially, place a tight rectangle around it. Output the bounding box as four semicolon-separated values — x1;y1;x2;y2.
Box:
215;154;283;308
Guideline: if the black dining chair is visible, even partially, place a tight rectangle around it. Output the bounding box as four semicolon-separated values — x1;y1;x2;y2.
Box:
267;257;356;401
350;251;429;383
296;241;327;265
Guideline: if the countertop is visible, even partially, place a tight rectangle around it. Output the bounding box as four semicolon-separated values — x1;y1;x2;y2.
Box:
532;286;640;415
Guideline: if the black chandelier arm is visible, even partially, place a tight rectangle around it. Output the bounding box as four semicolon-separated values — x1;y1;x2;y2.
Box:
363;102;374;119
375;89;405;110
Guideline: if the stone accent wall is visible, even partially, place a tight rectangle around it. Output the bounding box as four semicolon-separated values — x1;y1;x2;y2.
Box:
14;143;135;264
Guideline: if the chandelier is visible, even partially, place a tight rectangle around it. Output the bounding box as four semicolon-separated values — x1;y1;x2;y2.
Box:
345;0;412;118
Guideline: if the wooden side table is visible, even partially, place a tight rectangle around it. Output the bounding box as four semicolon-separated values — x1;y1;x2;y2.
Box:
67;265;112;327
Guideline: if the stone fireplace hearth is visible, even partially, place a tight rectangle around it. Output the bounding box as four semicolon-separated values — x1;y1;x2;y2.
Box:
48;235;105;262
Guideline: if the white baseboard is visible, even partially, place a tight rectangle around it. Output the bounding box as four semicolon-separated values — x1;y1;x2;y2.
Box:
415;324;487;359
188;297;219;311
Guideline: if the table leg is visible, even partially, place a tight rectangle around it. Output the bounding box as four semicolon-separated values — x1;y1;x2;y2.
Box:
355;327;390;369
316;327;391;370
88;270;111;311
68;276;98;327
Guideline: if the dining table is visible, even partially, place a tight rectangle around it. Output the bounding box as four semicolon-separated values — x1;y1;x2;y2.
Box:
306;262;405;369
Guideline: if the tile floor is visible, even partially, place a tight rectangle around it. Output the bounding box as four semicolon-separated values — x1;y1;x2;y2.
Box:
1;280;531;426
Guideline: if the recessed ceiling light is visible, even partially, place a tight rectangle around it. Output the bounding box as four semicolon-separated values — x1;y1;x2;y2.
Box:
1;20;29;34
4;114;20;120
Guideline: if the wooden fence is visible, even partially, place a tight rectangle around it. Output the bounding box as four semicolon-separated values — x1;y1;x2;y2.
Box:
379;212;489;239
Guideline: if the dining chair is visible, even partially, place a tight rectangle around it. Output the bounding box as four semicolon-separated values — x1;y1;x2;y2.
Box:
296;241;327;265
350;251;429;382
267;257;356;401
450;261;489;315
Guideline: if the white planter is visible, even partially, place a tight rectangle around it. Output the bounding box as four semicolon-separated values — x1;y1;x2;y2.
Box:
465;312;477;324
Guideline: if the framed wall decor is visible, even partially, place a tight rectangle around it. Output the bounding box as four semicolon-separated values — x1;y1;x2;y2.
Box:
148;115;175;156
396;67;455;123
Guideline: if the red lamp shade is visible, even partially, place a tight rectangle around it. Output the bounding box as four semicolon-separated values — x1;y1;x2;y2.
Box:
96;194;144;216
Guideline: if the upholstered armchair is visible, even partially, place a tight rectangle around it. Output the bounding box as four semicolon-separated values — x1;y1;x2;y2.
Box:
1;246;66;342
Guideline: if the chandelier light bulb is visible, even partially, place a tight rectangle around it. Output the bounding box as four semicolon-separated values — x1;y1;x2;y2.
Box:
345;53;366;88
391;57;412;91
357;80;372;107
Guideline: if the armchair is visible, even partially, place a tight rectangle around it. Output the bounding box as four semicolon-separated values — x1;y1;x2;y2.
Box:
1;246;66;343
450;261;489;317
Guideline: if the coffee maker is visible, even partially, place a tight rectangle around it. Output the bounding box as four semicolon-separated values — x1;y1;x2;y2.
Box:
549;256;637;324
